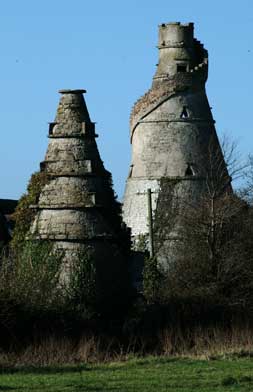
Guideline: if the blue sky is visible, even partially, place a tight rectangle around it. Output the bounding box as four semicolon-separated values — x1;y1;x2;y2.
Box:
0;0;252;200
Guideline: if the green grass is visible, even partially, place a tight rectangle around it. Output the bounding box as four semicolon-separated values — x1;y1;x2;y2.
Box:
0;356;252;391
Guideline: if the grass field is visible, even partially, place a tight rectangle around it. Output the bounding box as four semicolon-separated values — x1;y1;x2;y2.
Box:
0;356;252;392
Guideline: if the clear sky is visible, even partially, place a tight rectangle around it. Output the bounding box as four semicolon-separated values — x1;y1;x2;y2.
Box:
0;0;252;200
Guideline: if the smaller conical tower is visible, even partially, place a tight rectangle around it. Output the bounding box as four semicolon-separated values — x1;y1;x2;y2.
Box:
31;89;129;299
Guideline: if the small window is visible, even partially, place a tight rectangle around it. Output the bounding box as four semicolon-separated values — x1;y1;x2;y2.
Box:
177;64;187;73
180;107;189;119
40;162;46;172
48;122;56;135
128;165;133;178
185;164;195;176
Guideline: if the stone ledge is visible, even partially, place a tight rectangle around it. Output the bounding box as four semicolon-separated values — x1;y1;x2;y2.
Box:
45;173;100;178
30;234;115;241
48;133;98;139
138;118;215;124
31;204;102;210
126;176;205;181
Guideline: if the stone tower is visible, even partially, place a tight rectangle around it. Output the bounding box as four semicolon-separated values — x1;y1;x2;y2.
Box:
31;89;129;299
123;22;228;267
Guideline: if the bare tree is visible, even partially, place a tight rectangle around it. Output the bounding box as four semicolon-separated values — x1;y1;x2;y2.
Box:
162;135;253;311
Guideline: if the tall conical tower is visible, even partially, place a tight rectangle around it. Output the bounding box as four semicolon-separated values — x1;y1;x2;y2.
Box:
31;89;129;298
123;22;228;268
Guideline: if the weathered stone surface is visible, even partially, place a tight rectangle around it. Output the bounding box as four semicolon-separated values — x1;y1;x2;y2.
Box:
45;138;101;161
123;178;159;237
123;22;227;268
38;177;111;208
32;209;113;240
53;241;127;299
30;89;129;292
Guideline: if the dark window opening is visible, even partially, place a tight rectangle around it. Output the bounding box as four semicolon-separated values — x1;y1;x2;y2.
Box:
185;165;194;176
128;165;133;178
40;162;46;172
177;64;187;73
48;122;56;135
180;107;189;118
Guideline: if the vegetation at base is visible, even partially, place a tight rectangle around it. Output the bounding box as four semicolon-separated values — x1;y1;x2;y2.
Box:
0;357;252;392
3;241;63;309
99;170;131;257
66;251;97;320
1;166;130;332
0;240;65;341
143;256;164;304
143;140;253;313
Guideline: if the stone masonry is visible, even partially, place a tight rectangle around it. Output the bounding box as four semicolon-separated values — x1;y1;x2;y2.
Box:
31;89;129;297
123;22;228;269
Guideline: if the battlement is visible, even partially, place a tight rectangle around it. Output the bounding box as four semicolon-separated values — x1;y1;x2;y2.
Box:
158;22;194;48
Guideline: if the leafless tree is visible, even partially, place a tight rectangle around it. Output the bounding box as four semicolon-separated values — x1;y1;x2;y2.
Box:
162;135;253;311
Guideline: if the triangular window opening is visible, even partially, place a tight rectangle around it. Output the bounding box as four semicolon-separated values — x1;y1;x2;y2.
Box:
185;165;195;176
180;107;189;119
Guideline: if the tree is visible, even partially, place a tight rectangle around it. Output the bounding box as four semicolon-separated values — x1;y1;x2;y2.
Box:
158;135;253;312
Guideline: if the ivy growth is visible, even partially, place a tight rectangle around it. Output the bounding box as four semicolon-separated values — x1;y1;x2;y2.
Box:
11;171;49;251
66;250;97;319
143;256;164;304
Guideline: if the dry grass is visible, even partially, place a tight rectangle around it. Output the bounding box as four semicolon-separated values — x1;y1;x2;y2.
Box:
0;324;253;367
159;324;253;358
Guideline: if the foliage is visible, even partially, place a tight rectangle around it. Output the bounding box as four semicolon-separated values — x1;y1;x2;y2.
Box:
143;256;164;304
0;240;64;332
134;234;148;252
66;250;97;319
0;241;63;311
162;191;253;312
101;170;131;256
149;135;253;313
11;171;49;251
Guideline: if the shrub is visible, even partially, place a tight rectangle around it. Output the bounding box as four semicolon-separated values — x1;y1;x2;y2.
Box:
0;240;64;337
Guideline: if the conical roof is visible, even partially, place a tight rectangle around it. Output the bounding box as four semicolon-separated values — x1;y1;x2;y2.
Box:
29;89;130;303
32;89;124;244
51;89;91;137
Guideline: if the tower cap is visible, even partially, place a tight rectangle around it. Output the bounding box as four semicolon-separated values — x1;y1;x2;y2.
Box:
58;89;87;94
